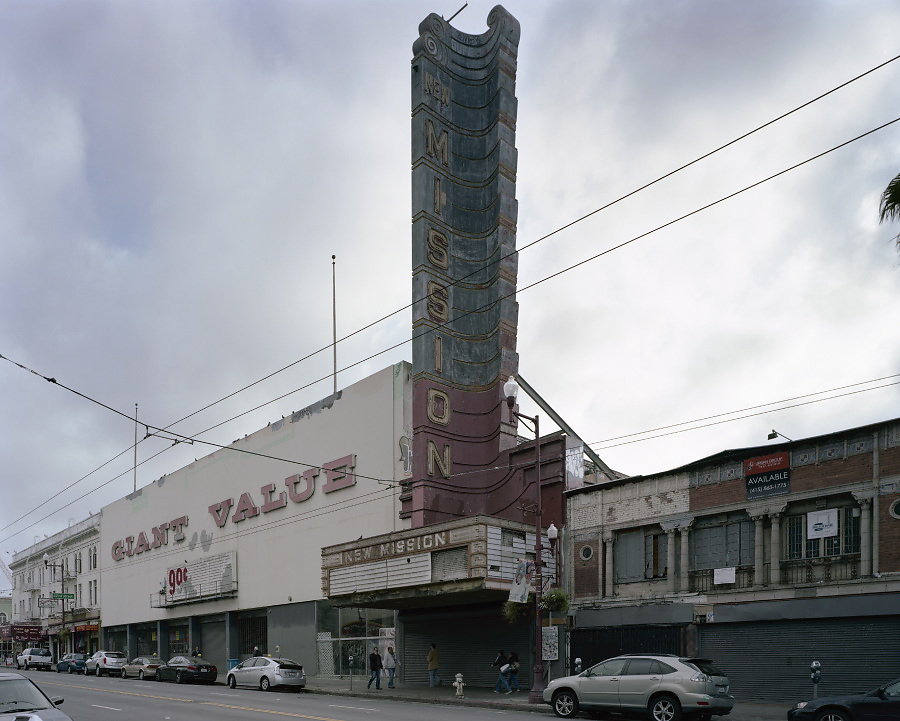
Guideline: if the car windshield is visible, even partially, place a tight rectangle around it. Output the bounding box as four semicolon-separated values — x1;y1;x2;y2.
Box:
0;678;53;711
144;658;162;664
70;654;86;660
105;652;126;658
36;650;51;656
273;658;302;669
185;657;206;664
685;659;726;677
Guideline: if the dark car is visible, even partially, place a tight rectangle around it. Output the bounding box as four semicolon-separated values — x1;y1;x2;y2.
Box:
55;654;87;674
787;677;900;721
156;656;217;684
0;670;73;720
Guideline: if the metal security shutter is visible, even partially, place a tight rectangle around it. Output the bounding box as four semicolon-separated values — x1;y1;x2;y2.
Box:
699;616;900;703
199;618;226;672
570;625;684;669
400;604;531;687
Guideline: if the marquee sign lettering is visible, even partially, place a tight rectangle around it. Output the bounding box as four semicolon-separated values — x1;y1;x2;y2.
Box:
111;455;356;561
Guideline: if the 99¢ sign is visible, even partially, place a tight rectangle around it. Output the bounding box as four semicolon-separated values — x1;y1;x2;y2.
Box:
168;566;189;595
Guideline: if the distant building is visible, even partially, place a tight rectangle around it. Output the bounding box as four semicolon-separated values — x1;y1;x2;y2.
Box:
9;515;101;657
566;417;900;703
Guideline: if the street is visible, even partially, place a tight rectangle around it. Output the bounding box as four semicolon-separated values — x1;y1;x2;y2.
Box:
18;669;549;721
13;668;791;721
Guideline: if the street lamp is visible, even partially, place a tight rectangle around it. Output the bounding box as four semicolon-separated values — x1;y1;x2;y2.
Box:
42;553;67;657
503;375;547;704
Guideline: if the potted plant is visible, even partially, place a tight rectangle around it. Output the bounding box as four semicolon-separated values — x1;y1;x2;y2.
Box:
540;588;570;615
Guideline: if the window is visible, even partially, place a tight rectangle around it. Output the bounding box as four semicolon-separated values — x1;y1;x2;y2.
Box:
692;516;754;569
785;508;859;560
614;528;668;582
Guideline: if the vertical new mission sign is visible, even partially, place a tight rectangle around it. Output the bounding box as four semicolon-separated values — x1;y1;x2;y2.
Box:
407;7;521;526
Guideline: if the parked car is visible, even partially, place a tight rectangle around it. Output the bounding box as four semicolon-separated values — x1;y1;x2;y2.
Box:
15;648;53;671
226;656;306;691
543;653;734;720
120;656;163;680
787;677;900;721
84;651;127;676
156;656;217;684
55;654;87;674
0;670;72;720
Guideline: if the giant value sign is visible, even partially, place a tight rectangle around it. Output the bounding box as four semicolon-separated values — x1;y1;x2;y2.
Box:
744;452;790;500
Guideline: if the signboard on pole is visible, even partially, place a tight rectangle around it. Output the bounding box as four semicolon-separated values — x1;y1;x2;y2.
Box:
51;592;75;600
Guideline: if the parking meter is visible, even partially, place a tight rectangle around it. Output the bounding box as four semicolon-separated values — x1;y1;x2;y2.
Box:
810;660;821;698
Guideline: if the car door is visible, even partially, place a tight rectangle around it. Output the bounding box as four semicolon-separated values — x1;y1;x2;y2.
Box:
580;658;629;710
248;658;270;686
232;657;256;687
617;657;664;712
859;680;900;721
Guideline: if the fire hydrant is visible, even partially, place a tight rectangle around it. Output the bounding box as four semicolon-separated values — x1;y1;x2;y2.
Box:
452;672;465;698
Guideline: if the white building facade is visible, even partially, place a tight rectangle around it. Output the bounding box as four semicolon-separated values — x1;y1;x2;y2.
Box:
9;515;102;658
99;362;412;673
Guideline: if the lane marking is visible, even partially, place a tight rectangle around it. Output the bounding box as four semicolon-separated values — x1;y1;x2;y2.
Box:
39;680;194;702
328;705;377;711
200;701;344;720
92;704;123;711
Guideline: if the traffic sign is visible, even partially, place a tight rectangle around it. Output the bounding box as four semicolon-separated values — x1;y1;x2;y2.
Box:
51;592;75;600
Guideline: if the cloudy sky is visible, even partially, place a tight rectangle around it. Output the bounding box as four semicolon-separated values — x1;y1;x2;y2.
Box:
2;0;899;575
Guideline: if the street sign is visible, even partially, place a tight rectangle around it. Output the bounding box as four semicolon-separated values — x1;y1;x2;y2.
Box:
38;598;59;608
51;592;75;600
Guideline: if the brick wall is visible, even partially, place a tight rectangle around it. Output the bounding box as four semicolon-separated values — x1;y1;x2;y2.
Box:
689;477;745;510
573;538;599;599
878;491;900;573
791;453;872;492
880;444;900;476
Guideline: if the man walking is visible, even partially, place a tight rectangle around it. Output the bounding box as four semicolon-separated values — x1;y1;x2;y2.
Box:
491;649;510;693
383;645;399;688
367;646;383;690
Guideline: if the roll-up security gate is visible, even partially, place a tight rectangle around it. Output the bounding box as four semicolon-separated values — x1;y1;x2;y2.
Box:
400;604;531;687
699;616;900;703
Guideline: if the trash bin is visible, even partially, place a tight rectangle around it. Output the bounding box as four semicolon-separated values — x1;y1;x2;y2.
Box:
227;659;240;670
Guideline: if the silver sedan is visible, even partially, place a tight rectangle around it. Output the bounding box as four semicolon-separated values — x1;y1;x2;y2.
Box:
226;657;306;691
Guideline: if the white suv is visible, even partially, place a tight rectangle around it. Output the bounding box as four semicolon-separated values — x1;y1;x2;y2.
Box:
543;654;734;720
16;648;53;671
85;651;127;676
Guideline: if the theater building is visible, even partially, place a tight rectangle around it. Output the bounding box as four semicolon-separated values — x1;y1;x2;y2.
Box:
99;362;412;673
566;417;900;703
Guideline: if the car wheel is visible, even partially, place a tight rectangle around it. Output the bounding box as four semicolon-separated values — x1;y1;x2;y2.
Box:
156;671;163;682
260;676;271;691
175;670;183;684
121;668;128;679
552;690;579;719
649;693;682;721
68;666;74;674
814;711;851;721
139;670;144;681
227;675;236;689
57;665;62;673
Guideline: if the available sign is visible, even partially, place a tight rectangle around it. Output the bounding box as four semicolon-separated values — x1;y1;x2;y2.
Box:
744;452;790;500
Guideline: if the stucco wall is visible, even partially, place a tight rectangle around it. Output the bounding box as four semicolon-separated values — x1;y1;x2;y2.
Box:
100;363;410;627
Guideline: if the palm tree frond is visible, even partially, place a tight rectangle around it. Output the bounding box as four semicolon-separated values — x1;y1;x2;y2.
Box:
879;172;900;223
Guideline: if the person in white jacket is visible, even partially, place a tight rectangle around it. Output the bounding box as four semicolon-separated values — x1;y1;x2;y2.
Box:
382;645;399;688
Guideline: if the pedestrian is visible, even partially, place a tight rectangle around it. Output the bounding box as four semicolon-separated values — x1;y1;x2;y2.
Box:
252;645;259;657
192;646;202;658
382;645;399;688
507;652;520;693
426;643;440;687
367;646;383;690
491;649;510;693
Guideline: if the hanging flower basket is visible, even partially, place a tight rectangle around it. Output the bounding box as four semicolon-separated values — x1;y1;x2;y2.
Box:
540;588;570;614
502;595;534;624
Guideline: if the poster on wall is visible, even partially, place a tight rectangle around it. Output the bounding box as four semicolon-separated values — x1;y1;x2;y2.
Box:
507;558;533;603
165;552;236;603
807;509;838;539
744;452;790;500
542;626;559;661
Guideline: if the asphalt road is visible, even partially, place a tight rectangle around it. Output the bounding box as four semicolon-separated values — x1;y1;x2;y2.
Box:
18;669;550;721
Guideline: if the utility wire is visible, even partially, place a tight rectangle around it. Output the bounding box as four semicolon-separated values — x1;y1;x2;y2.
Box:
4;55;896;541
130;53;900;436
3;113;900;546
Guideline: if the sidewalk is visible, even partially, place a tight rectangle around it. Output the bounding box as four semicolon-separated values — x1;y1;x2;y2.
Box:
299;674;788;720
